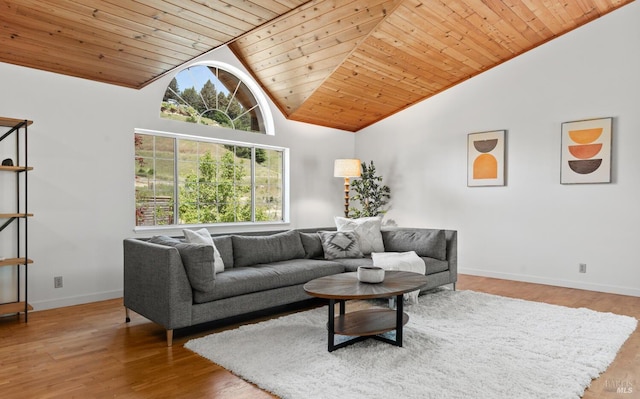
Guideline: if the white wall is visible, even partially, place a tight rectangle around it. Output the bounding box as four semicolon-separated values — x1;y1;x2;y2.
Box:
356;2;640;296
0;46;355;310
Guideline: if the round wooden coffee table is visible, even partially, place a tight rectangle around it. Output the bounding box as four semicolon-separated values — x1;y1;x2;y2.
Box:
303;270;428;352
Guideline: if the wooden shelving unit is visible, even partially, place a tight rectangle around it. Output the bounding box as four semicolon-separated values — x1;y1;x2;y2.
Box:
0;117;33;321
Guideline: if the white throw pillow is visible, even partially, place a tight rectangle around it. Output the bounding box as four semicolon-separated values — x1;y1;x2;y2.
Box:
183;228;225;273
334;216;384;255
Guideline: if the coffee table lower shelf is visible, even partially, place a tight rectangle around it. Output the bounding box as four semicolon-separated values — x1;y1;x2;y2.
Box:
334;308;409;336
327;297;408;352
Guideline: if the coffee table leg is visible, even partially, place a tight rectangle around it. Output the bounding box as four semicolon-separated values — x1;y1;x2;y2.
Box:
396;294;403;347
328;299;335;352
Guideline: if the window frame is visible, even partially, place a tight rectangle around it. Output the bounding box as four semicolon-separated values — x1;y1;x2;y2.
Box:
133;128;290;232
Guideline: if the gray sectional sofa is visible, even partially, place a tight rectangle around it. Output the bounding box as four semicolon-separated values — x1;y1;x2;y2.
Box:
123;227;457;346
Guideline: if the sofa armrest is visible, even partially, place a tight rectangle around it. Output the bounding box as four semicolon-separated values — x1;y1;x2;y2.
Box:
444;230;458;284
123;238;192;330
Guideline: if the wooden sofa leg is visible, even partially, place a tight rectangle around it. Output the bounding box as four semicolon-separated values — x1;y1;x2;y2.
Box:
167;329;173;347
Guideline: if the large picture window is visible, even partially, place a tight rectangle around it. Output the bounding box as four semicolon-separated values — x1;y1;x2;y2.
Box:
135;129;287;227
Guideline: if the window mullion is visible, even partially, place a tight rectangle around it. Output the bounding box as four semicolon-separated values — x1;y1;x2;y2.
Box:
251;147;256;222
173;138;179;225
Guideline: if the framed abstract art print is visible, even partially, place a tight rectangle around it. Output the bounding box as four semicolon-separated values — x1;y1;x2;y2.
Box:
467;130;506;187
560;117;612;184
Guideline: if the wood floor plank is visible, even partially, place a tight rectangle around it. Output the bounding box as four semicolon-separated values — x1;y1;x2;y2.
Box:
0;275;637;398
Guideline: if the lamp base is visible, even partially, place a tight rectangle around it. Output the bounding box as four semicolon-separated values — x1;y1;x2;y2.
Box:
343;178;350;218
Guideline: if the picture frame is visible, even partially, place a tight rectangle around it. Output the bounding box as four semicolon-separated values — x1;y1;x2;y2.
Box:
467;130;506;187
560;117;612;184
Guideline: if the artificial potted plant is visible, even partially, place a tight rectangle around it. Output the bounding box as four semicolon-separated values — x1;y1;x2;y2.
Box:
349;160;391;218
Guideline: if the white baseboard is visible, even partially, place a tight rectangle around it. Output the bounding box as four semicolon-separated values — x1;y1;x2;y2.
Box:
459;268;640;297
29;290;123;311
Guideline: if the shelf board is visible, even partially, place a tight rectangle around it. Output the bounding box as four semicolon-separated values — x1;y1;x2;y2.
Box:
0;258;33;267
0;117;32;127
0;302;33;315
0;165;33;172
0;213;34;218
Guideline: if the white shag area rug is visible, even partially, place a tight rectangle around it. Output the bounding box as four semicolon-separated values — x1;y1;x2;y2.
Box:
185;290;637;399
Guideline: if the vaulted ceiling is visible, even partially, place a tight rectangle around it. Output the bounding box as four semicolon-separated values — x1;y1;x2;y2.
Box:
1;0;634;131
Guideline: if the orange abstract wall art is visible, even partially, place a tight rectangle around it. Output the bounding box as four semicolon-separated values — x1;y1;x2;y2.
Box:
561;118;612;184
468;130;505;187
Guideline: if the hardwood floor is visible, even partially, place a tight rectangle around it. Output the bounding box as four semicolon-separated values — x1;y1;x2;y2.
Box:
0;275;637;398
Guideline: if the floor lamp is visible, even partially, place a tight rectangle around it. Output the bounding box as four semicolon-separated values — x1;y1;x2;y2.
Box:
334;159;361;218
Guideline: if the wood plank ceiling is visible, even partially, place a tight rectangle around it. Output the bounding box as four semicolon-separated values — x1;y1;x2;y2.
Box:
0;0;634;132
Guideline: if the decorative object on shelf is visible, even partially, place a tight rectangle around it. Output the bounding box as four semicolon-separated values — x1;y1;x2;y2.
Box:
2;158;13;166
333;158;361;217
561;117;612;184
357;266;385;283
467;130;506;187
349;160;390;218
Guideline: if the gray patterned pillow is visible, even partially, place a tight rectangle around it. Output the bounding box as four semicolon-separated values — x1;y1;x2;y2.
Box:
318;231;364;260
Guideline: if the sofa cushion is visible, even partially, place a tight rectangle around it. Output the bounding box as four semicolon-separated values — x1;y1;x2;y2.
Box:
318;231;364;260
422;257;450;275
148;235;216;302
300;232;324;259
174;243;217;302
183;228;224;273
202;259;345;302
212;235;234;269
334;216;384;255
382;229;447;261
331;257;373;272
333;255;448;275
232;230;306;268
147;235;182;247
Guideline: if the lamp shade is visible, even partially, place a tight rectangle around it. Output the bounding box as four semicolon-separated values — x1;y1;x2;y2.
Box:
334;159;361;178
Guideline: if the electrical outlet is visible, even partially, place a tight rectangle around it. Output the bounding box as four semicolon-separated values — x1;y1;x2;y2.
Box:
579;263;587;273
54;276;63;288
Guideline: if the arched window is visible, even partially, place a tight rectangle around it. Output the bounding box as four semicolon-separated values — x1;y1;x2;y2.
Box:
161;62;273;135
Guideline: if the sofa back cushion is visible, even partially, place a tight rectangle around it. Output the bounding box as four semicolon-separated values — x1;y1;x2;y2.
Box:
212;235;234;269
231;230;306;267
148;235;216;303
382;229;447;261
183;228;224;273
147;235;181;247
174;243;216;303
300;232;324;259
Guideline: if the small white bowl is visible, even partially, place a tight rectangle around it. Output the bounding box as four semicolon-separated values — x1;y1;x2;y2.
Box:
357;266;385;283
